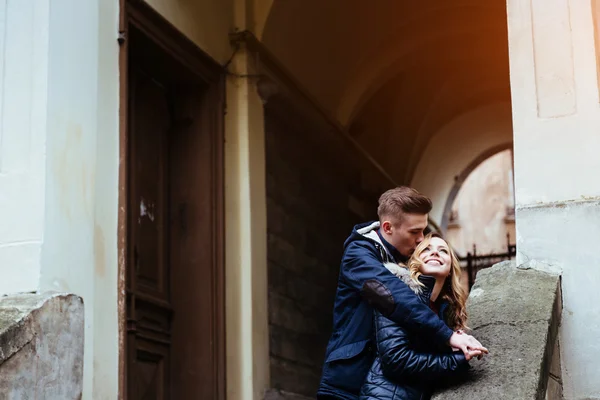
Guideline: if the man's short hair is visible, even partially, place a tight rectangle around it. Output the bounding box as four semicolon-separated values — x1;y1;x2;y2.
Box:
377;186;432;222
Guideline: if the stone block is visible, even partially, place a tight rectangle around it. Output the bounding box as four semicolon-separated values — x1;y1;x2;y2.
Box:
269;292;322;335
268;234;299;271
0;292;84;399
269;265;331;310
270;356;321;398
269;325;327;369
432;261;561;400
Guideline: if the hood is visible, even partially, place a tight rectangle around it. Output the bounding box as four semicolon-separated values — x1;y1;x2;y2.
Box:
344;221;381;249
383;262;423;295
383;262;437;304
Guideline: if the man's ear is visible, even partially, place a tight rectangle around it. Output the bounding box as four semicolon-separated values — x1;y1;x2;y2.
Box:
381;220;393;234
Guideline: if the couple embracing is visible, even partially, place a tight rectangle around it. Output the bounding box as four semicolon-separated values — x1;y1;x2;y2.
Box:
317;187;488;400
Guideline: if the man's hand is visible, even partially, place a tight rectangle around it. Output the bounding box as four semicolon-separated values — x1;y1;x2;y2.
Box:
449;331;489;361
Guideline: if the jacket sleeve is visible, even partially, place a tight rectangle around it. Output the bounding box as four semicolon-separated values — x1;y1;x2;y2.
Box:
342;240;453;344
374;312;469;382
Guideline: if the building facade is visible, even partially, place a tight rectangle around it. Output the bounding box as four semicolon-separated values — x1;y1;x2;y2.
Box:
1;0;599;399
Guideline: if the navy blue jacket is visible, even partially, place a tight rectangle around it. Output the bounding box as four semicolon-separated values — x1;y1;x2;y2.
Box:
317;222;454;400
359;269;469;400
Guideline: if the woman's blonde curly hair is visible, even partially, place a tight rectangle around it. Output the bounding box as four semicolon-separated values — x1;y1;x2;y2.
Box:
406;232;469;331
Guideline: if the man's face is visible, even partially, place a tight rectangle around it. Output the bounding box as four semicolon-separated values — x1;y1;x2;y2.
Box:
384;213;428;257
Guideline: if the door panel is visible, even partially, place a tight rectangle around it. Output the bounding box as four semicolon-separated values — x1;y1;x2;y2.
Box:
127;66;173;400
125;21;225;400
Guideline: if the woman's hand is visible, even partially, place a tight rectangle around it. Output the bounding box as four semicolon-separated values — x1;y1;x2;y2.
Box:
449;331;488;361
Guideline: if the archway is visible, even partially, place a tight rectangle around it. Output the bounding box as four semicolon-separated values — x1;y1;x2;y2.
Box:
440;143;513;234
258;1;512;397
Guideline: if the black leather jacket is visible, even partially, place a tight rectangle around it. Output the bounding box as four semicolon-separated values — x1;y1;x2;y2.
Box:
359;264;469;400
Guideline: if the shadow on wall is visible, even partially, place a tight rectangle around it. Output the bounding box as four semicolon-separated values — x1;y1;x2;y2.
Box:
264;98;388;397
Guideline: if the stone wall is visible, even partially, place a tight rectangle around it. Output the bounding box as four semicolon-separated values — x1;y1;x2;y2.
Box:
264;98;389;397
0;292;84;399
432;261;562;400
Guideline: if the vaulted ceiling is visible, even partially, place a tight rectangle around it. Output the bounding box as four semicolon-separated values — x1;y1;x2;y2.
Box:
261;0;511;184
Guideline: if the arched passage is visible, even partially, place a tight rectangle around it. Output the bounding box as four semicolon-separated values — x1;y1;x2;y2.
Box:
440;143;513;233
410;102;513;225
258;1;512;396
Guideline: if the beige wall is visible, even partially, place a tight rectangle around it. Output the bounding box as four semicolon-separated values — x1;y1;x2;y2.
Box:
446;150;515;256
411;102;513;226
145;0;233;64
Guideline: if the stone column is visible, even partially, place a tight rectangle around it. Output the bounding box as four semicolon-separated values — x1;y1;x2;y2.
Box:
225;2;270;398
507;0;600;397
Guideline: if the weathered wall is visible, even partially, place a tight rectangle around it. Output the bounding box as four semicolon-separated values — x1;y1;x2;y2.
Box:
507;1;600;397
516;201;600;399
38;1;121;399
0;0;48;294
0;293;84;399
145;0;233;64
265;98;387;397
0;0;120;398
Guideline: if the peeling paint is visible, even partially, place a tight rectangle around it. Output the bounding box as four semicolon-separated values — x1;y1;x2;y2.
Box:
138;197;155;223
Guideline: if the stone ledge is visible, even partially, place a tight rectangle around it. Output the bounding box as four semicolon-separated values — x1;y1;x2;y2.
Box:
0;292;84;399
432;261;562;400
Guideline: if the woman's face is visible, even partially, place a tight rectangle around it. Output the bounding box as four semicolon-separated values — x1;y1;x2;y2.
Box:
418;237;452;279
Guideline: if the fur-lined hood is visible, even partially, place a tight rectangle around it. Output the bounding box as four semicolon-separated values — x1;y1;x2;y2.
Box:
345;221;399;264
383;262;423;295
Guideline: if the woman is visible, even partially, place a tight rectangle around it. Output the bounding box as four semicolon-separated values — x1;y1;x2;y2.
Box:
359;232;470;400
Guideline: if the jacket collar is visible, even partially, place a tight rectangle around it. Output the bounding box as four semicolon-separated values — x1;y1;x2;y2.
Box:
353;221;406;263
383;262;437;304
416;275;436;304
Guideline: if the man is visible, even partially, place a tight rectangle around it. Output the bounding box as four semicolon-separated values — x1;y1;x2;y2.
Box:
317;187;487;400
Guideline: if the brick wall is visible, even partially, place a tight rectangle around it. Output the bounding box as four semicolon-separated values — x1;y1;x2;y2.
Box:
264;98;389;397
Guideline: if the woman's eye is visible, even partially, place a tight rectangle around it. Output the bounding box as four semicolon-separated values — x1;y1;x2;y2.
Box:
440;249;448;254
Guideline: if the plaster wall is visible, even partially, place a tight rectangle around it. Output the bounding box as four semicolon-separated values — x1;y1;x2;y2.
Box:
145;0;233;64
517;203;600;399
447;150;515;255
0;0;48;294
507;1;600;397
411;102;513;226
0;1;120;398
508;0;600;206
0;0;120;398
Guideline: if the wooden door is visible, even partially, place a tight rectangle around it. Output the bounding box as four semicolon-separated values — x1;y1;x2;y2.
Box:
124;15;225;400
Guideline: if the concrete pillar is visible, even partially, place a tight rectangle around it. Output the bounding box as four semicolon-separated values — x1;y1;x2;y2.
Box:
225;2;270;398
0;0;120;398
0;0;49;294
507;1;600;397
